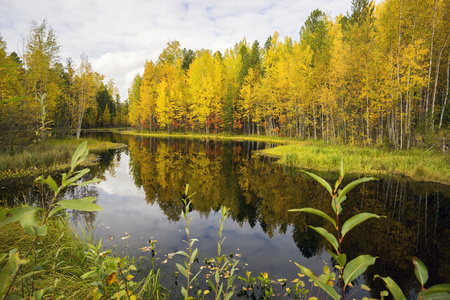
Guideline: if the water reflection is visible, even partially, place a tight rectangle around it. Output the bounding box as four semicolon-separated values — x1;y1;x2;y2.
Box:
1;134;449;299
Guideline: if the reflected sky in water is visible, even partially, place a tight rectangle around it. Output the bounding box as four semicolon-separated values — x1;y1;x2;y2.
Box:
2;134;448;299
90;152;331;287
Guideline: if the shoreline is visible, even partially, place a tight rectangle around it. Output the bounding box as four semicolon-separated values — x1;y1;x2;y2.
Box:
115;130;450;185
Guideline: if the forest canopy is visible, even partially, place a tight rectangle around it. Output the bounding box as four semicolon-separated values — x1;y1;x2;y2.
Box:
128;0;450;149
0;20;128;150
1;0;449;151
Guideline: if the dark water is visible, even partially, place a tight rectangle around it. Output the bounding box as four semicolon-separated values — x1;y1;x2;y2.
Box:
1;133;449;299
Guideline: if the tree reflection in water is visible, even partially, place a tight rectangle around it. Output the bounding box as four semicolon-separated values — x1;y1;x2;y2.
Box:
1;134;448;298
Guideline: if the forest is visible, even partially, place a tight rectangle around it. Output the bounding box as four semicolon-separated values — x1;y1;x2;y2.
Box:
0;20;128;151
128;0;450;149
1;0;449;152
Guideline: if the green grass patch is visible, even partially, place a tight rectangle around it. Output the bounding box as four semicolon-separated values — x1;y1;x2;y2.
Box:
0;138;126;180
260;141;450;185
117;129;293;144
0;218;95;299
115;130;450;184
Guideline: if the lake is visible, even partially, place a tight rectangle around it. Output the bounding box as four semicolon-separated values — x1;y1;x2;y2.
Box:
1;133;449;299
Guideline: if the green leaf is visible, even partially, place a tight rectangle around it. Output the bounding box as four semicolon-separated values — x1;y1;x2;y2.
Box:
224;292;234;300
175;250;189;258
341;213;383;239
71;141;88;171
343;255;376;285
422;293;450;300
335;159;345;192
0;206;38;228
33;289;44;300
48;206;64;219
57;197;103;212
176;263;189;279
421;284;450;299
215;269;220;284
302;170;333;196
190;249;198;264
289;208;336;227
374;275;406;300
36;225;48;236
294;263;341;300
208;278;216;291
327;251;346;268
309;226;339;253
65;168;90;186
413;257;428;287
337;177;376;205
35;175;58;192
73;178;102;186
181;286;188;299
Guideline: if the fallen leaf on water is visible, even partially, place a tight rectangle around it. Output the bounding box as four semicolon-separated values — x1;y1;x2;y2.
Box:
121;236;130;240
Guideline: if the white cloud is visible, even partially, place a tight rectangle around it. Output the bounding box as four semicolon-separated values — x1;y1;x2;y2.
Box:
1;0;354;100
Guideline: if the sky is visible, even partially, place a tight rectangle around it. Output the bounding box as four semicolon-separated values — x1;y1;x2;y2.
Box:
1;0;359;101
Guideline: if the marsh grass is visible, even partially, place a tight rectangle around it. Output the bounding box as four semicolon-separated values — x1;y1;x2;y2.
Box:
262;142;450;185
0;217;95;299
118;129;293;144
0;138;126;180
117;130;450;184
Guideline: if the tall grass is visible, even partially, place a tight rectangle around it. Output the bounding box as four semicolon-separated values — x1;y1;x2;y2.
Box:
0;142;76;172
0;217;95;299
0;138;125;179
262;142;450;184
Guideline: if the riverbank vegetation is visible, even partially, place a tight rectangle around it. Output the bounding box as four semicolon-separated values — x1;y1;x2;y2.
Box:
0;138;126;180
118;129;450;185
261;141;450;185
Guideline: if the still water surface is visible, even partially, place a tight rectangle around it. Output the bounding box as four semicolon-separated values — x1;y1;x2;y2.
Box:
2;133;449;299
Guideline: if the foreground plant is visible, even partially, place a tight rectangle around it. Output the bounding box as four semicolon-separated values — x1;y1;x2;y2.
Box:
289;160;383;300
175;184;204;299
206;206;239;300
0;141;103;299
375;257;450;300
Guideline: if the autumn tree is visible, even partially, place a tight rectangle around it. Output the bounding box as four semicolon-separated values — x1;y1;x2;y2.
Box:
127;73;142;128
0;38;26;150
74;54;96;138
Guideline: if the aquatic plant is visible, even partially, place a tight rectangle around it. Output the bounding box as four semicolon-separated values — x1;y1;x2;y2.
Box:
289;159;382;300
289;160;450;300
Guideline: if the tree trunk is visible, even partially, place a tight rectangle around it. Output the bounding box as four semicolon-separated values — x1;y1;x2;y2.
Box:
439;49;450;130
431;34;450;131
425;0;438;131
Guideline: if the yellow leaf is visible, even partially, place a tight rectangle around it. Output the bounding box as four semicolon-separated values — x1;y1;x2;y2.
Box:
127;275;134;281
105;272;117;285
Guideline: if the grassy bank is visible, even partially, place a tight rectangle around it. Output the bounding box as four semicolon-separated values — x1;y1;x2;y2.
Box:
0;138;126;180
260;141;450;185
118;130;450;185
116;129;293;144
0;219;94;299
